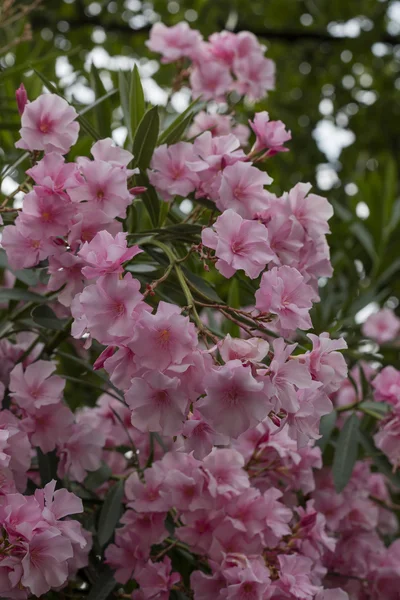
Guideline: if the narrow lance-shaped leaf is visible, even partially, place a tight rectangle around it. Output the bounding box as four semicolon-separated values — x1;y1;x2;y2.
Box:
118;70;132;144
133;106;160;170
332;413;360;492
130;64;145;137
97;480;124;548
316;409;337;452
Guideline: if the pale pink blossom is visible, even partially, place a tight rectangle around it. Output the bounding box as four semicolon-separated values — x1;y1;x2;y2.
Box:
233;53;275;100
286;385;332;447
90;137;134;168
362;308;400;344
177;509;223;554
68;160;131;218
1;221;56;269
255;266;315;332
203;448;249;496
23;403;74;453
202;209;274;279
47;250;85;306
179;410;229;459
249;111;291;154
57;422;105;482
21;529;73;596
68;203;122;248
26;153;84;196
18;189;75;238
130;301;198;371
9;360;65;411
146;22;203;63
221;560;272;600
217;162;272;218
287;182;333;240
72;273;147;345
0;410;31;492
304;332;348;395
126;465;169;513
277;554;321;600
218;335;269;364
148;143;199;202
126;370;188;435
372;366;400;406
135;556;180;600
78;230;141;279
15;93;79;154
189;111;233;138
263;338;313;413
374;411;400;469
197;361;269;438
190;60;233;101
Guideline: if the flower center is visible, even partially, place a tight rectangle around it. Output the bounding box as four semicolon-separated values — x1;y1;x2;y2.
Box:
157;328;171;346
154;390;170;406
114;302;125;316
39;119;51;133
31;240;41;249
41;211;52;222
97;190;105;200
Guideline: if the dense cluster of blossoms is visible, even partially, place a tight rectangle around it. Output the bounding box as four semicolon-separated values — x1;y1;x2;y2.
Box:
0;20;398;600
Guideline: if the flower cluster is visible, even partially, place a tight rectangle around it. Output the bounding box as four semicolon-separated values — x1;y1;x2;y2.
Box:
1;19;397;600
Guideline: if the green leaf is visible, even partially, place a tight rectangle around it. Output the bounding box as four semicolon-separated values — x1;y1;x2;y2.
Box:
332;413;360;492
349;222;377;263
159;112;194;145
97;480;124;548
158;98;202;145
316;409;337;452
89;65;111;138
119;71;132;144
87;568;117;600
135;173;160;227
0;288;47;304
359;400;390;419
37;448;59;486
0;249;40;286
133;106;160;170
84;462;113;491
31;305;68;330
130;64;146;137
183;268;223;303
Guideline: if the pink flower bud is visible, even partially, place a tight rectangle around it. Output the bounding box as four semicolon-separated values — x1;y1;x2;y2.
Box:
93;346;116;370
15;83;28;116
129;186;147;195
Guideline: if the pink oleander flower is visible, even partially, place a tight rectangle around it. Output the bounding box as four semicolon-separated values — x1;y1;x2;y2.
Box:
57;421;105;482
78;230;142;279
203;448;250;496
222;562;272;600
189;111;233;139
374;411;400;469
217;161;272;218
362;308;400;344
286;182;333;240
218;335;270;364
135;556;180;600
233;53;275;100
1;221;56;269
16;83;28;116
23;403;74;454
208;31;238;66
255;265;315;332
372;366;400;406
68;159;131;218
177;509;223;554
0;410;31;492
21;529;74;596
47;250;85;307
26;152;84;196
130;301;198;371
146;22;203;63
197;360;269;438
18;189;75;238
126;465;170;513
148;142;199;202
72;273;147;345
316;589;349;600
286;385;332;447
304;332;348;395
263;338;313;413
277;554;321;600
190;60;233;101
15;93;79;154
179;409;229;459
202;209;274;279
68;202;122;249
9;360;65;411
126;370;188;436
90;137;134;168
249;111;291;154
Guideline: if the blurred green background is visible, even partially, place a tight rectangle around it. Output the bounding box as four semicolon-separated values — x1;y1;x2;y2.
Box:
1;0;400;356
